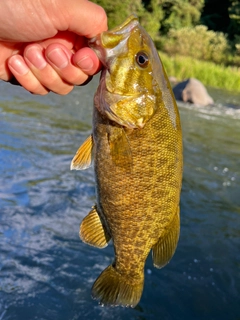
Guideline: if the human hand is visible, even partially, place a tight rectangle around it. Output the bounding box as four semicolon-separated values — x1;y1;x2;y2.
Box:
0;0;107;95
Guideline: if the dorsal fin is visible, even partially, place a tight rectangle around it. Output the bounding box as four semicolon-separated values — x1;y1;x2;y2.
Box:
70;135;94;170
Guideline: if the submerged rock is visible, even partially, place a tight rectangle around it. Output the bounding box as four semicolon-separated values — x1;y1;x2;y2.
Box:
173;78;214;106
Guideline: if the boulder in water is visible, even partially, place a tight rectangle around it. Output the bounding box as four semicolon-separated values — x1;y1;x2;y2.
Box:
173;78;214;106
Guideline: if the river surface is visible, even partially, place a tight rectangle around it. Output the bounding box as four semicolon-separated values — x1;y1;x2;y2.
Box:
0;77;240;320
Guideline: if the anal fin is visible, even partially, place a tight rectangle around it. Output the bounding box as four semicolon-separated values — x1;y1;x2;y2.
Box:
152;207;180;269
80;206;111;248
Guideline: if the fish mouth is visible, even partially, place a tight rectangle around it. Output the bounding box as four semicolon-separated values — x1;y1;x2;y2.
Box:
102;14;139;36
88;14;139;66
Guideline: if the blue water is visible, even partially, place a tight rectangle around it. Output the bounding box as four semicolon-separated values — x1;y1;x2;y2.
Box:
0;79;240;320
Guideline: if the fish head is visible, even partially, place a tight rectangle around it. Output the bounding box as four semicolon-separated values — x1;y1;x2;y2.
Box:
89;15;164;129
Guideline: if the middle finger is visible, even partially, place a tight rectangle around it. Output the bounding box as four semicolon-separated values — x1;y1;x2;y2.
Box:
24;44;74;95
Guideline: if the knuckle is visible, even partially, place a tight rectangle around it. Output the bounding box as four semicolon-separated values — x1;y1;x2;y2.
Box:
94;6;107;33
58;86;73;95
61;71;88;86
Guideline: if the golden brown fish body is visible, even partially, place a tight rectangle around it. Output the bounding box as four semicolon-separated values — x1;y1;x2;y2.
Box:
71;15;182;307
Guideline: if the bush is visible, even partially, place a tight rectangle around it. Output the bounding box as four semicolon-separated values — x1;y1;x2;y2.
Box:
161;25;230;64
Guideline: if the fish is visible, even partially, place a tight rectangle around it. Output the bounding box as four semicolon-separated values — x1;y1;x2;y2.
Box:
71;14;183;308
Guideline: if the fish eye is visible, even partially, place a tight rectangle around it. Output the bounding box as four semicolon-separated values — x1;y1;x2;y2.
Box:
136;52;149;68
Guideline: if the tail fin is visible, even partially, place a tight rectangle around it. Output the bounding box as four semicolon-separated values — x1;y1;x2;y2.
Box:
91;264;144;308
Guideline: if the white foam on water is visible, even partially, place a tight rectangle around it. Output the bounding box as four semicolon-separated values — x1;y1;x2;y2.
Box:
178;101;240;121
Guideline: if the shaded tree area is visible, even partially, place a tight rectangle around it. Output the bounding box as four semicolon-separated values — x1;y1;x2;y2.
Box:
200;0;231;34
93;0;205;35
158;0;204;33
200;0;240;41
93;0;145;29
92;0;240;65
93;0;240;40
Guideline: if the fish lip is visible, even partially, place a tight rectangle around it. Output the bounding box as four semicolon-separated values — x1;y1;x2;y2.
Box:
88;14;138;45
106;14;138;34
88;35;107;67
88;14;139;66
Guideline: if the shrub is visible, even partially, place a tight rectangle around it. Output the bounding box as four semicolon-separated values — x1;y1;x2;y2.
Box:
161;25;230;64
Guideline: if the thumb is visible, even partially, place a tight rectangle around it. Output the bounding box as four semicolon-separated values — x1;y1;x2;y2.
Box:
53;0;108;38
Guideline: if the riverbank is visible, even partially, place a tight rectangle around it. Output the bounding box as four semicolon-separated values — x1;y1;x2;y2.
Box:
160;51;240;92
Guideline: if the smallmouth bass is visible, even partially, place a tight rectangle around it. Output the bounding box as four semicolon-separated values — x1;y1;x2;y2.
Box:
71;15;183;308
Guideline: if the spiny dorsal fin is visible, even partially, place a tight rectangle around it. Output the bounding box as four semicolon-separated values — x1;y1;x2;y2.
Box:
70;135;93;170
152;207;180;269
80;206;111;248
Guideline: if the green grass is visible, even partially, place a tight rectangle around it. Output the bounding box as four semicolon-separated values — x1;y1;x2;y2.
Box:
159;51;240;92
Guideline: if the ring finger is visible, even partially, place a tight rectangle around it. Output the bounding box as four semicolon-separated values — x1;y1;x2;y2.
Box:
8;55;49;95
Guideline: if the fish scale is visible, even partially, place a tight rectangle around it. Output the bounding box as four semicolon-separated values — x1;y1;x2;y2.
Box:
71;14;182;308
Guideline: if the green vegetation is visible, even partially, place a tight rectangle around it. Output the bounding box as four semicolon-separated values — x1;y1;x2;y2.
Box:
92;0;240;90
160;25;229;64
160;52;240;92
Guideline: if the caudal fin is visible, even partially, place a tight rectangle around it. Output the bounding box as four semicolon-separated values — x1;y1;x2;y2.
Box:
91;264;144;308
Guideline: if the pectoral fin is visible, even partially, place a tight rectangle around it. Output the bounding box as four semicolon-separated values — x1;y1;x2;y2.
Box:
152;207;180;269
80;206;111;248
70;135;93;170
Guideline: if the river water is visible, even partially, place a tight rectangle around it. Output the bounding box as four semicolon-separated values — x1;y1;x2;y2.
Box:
0;77;239;320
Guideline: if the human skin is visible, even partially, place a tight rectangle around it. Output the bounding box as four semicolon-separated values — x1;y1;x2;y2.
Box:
0;0;107;95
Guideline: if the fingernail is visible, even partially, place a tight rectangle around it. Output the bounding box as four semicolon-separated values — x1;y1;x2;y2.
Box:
77;56;94;72
25;46;47;70
47;48;69;69
8;56;29;75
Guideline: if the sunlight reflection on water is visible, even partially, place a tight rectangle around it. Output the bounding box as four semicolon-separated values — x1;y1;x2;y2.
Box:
0;79;240;320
